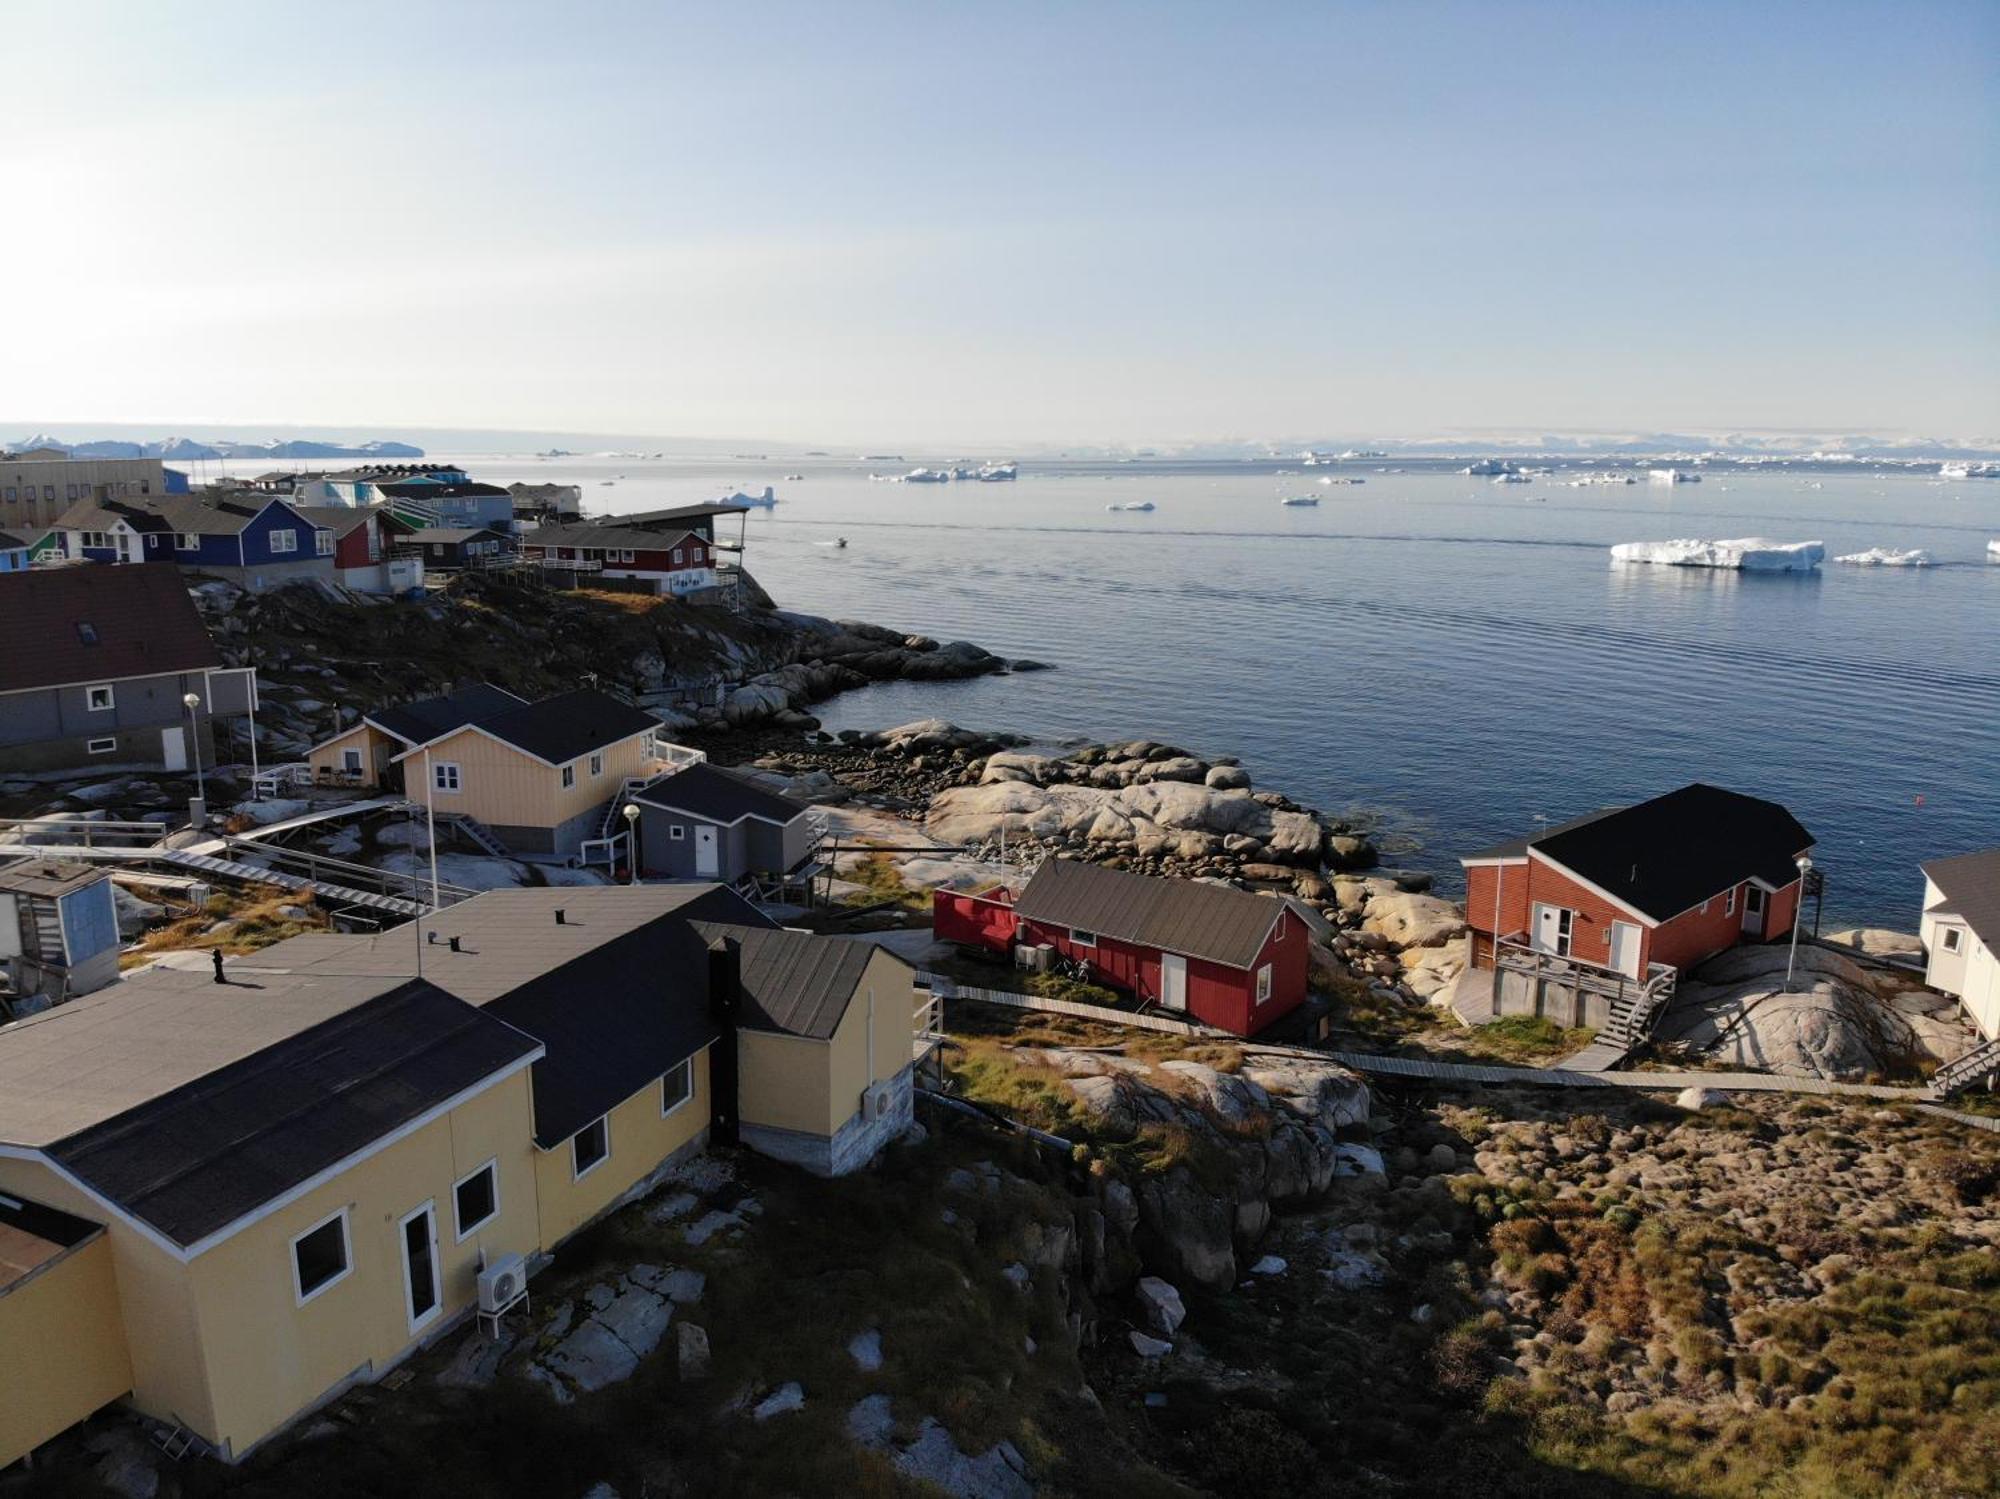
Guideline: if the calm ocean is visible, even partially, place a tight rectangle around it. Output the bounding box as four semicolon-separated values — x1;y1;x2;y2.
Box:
232;452;1999;928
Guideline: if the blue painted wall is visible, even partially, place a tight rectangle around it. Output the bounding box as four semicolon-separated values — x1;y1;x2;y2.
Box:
58;881;119;964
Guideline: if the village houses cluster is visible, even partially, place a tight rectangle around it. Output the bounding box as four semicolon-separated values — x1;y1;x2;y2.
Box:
1;442;1997;1475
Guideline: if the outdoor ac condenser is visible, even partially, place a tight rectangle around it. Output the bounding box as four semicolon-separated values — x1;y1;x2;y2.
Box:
478;1253;526;1313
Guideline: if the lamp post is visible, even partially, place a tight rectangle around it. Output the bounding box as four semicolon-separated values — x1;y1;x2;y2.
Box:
1784;854;1814;992
182;692;206;824
621;802;641;884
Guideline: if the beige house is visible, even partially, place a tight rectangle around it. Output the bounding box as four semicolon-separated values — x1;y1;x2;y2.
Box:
0;886;928;1468
304;683;528;789
1921;850;2000;1045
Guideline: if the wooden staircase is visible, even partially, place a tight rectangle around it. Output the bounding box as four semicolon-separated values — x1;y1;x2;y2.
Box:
439;813;511;858
1931;1035;2000;1098
1602;964;1679;1051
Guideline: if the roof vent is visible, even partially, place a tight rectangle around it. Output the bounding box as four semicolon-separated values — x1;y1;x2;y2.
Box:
555;908;566;925
449;936;463;953
1629;864;1638;883
427;930;439;944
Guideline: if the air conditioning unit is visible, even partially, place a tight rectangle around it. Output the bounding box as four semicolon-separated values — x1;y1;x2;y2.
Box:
859;1082;895;1123
477;1254;526;1313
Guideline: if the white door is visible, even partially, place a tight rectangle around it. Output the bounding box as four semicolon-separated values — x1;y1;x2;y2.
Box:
693;824;720;877
160;726;186;771
398;1201;441;1333
1159;953;1188;1010
1532;902;1569;956
1608;921;1642;979
1743;886;1766;937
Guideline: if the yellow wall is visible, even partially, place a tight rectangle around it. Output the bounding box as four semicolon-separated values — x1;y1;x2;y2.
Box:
404;726;651;832
531;1050;710;1247
182;1067;541;1457
0;1157;215;1443
306;724;394;787
0;1232;133;1467
738;950;917;1137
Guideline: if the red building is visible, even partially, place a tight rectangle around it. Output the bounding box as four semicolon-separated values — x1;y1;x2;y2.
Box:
934;859;1309;1036
1462;783;1815;983
520;522;717;596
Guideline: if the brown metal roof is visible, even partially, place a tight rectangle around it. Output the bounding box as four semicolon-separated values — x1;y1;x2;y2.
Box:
1013;860;1282;970
1923;848;2000;946
0;857;107;899
693;922;898;1040
0;563;219;694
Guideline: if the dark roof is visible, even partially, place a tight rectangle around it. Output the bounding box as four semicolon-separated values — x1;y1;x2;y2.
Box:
369;682;527;747
524;523;699;552
487;888;769;1142
596;502;747;527
43;978;538;1248
379;481;510;499
56;492;307;538
0;563;219;693
1014;860;1284;969
452;687;663;764
1922;848;2000;945
693;923;889;1040
634;762;805;826
1526;783;1813;922
0;530;24;549
288;504;376;535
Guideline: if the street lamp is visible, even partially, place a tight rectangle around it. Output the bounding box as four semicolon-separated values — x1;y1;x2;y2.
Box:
621;802;641;885
182;692;206;820
1784;854;1813;992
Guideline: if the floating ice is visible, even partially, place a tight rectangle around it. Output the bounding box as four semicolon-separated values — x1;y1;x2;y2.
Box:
1610;537;1825;572
1988;539;2000;562
1834;547;1934;567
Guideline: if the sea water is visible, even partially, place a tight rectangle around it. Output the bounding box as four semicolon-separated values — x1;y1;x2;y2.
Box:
256;453;2000;927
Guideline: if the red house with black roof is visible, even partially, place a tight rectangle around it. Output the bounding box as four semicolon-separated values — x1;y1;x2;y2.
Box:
521;522;718;596
1462;783;1815;983
935;859;1310;1036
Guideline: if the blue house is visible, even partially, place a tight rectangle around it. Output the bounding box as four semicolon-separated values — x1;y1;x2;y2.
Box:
51;491;334;591
0;530;27;573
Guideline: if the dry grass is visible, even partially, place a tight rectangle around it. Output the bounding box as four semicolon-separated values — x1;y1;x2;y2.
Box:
121;885;330;967
840;854;931;910
570;588;669;615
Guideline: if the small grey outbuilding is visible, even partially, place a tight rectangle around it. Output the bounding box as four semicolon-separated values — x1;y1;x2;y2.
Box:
631;763;817;888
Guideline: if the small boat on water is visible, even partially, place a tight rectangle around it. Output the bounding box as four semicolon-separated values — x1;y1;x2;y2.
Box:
1280;495;1320;507
1107;501;1156;512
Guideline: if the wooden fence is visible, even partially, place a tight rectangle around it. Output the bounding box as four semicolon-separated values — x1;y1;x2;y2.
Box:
924;976;1229;1038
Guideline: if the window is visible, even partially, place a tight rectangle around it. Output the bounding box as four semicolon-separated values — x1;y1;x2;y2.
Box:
269;528;297;554
1942;927;1963;954
65;483;77;500
75;622;98;645
433;761;462;793
176;532;199;550
1725;888;1736;916
661;1059;692;1116
315;529;333;556
561;763;576;790
3;487;14;502
291;1209;351;1304
340;748;363;774
452;1161;499;1240
1745;887;1766;914
1069;928;1098;947
669;824;686;841
1255;963;1274;1005
1556;909;1574;956
672;548;683;565
85;684;114;711
42;485;55;500
571;1116;609;1179
589;752;604;777
86;736;118;754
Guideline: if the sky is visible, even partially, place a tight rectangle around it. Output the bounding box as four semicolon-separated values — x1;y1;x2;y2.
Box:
2;0;1994;449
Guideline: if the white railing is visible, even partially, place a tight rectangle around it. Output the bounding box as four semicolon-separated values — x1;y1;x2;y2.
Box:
252;762;311;798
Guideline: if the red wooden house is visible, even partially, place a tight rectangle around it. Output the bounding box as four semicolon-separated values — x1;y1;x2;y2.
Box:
1462;783;1815;984
521;522;718;596
934;859;1310;1036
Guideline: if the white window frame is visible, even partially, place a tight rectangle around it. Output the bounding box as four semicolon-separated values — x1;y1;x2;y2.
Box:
269;528;298;554
176;532;199;551
1941;927;1963;954
1255;963;1273;1005
672;548;683;565
433;761;462;793
561;763;576;790
86;735;118;755
572;1116;610;1180
315;529;333;556
1724;888;1736;916
290;1206;353;1306
661;1059;693;1117
589;752;604;778
669;824;686;841
397;1199;443;1334
1069;928;1098;947
85;683;114;711
452;1158;500;1242
341;747;364;774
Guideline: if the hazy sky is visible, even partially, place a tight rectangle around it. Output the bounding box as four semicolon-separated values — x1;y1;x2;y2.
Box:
3;1;1994;446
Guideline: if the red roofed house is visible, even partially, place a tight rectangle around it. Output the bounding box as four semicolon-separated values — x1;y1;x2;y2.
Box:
934;859;1309;1036
1459;784;1815;1038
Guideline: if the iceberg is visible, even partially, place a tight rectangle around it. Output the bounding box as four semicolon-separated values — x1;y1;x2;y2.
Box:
1610;537;1825;572
718;486;778;508
1988;539;2000;562
1834;547;1934;567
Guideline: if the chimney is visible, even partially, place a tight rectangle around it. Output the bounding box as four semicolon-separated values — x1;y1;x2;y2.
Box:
706;937;742;1149
554;908;566;925
427;930;439;944
449;936;462;953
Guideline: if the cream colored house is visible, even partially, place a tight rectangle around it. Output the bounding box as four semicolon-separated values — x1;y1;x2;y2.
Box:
0;966;543;1465
304;682;527;788
1921;849;2000;1043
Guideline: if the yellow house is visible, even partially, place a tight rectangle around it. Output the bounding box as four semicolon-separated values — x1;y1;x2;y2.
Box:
700;924;921;1176
0;1195;132;1469
0;966;543;1465
304;682;528;790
